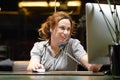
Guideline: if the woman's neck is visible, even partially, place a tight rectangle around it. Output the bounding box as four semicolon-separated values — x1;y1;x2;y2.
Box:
50;39;60;56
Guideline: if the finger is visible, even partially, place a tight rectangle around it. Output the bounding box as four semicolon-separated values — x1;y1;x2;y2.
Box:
36;64;45;69
33;64;40;70
40;64;45;69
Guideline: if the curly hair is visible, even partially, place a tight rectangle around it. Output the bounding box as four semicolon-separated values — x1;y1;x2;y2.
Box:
38;11;75;40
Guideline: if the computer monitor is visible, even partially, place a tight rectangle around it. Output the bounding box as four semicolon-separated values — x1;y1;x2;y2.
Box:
86;3;120;64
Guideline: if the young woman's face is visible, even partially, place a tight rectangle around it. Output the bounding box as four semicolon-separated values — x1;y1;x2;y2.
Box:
50;19;71;43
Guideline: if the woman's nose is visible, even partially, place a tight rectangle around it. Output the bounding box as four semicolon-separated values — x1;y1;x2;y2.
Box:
63;30;68;34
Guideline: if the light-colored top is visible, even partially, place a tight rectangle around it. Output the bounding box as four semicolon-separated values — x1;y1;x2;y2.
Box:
30;38;87;71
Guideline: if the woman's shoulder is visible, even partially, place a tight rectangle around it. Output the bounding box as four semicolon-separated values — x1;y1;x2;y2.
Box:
68;38;80;44
33;40;48;48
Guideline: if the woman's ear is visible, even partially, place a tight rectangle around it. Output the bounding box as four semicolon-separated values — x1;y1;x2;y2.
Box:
50;27;55;33
50;28;52;33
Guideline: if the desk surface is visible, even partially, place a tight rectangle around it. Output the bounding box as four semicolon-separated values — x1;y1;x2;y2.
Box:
0;71;119;80
0;75;114;80
0;71;104;76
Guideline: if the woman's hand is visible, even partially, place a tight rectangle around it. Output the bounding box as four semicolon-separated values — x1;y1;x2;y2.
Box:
32;63;45;71
87;64;103;72
27;58;45;71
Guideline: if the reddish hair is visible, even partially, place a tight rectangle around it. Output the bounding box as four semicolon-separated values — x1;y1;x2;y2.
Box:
38;11;75;40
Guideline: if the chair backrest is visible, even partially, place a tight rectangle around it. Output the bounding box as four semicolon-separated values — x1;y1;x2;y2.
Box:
13;61;29;71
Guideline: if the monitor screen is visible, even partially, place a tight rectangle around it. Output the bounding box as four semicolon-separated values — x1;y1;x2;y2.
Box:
86;3;120;64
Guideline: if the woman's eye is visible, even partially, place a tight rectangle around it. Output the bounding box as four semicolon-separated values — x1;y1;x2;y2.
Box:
67;28;70;31
59;26;65;30
59;26;71;31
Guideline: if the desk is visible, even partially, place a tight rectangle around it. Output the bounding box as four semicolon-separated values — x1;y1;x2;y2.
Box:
0;71;104;76
0;71;119;80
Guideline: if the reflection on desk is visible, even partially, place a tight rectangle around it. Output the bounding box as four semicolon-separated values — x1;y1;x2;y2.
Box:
0;75;112;80
0;71;119;80
0;71;104;76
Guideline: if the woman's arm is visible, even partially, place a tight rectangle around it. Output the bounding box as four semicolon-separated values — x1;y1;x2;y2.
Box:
80;54;102;72
27;57;44;71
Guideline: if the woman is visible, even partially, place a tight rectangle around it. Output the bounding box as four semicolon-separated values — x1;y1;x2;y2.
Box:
27;11;102;72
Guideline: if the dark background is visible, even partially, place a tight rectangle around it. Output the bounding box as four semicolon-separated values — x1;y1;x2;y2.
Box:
0;0;119;72
0;0;119;61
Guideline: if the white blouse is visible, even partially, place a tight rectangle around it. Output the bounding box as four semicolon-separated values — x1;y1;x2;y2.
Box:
30;38;87;71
